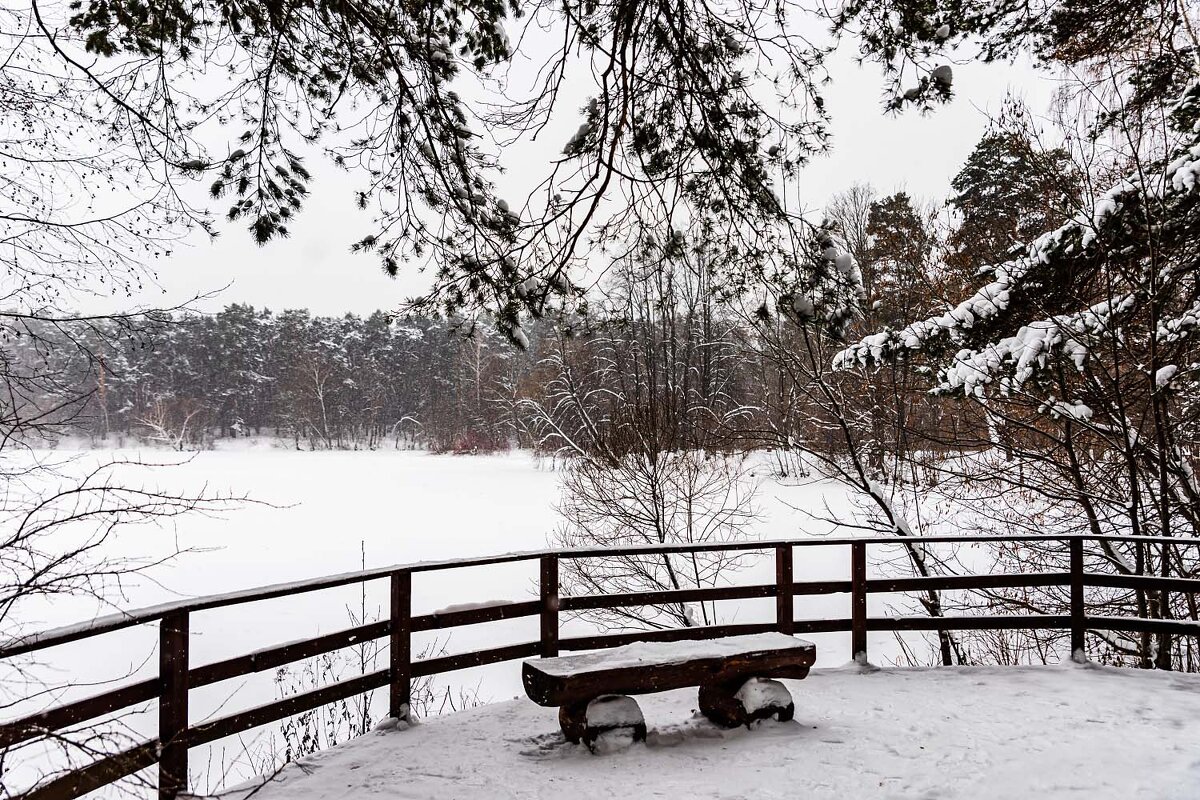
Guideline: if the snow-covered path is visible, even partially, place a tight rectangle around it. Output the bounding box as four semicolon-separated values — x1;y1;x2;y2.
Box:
220;664;1200;799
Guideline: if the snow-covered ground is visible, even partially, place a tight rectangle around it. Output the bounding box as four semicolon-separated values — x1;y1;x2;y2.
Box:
218;663;1200;800
8;447;904;796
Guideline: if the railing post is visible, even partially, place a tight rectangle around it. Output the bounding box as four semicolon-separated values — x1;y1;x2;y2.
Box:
851;542;868;663
390;570;412;720
540;555;559;657
1070;537;1085;659
158;610;189;800
776;544;794;635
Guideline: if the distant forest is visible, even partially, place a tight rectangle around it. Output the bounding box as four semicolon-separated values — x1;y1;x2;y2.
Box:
19;129;1072;457
60;306;545;451
28;302;818;453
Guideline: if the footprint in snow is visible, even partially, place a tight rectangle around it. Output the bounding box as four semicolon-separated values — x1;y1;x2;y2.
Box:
516;731;572;758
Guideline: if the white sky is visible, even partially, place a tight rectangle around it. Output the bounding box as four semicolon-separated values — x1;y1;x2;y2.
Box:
101;46;1061;317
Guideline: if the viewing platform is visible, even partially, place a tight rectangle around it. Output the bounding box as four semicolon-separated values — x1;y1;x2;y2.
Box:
221;663;1200;799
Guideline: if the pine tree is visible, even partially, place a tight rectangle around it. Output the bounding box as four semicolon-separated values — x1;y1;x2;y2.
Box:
945;132;1077;281
863;192;935;329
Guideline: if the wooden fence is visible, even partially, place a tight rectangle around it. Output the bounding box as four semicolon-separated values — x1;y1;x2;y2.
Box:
4;533;1200;800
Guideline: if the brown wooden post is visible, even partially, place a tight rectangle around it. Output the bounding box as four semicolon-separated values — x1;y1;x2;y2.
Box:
540;555;559;657
1070;537;1085;658
158;610;189;800
390;570;412;719
851;542;867;662
776;545;794;635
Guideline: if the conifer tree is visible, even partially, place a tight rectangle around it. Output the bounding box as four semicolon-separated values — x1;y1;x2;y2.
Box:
945;131;1077;279
864;192;936;328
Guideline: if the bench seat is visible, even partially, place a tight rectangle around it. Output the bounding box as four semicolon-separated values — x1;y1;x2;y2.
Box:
523;632;816;706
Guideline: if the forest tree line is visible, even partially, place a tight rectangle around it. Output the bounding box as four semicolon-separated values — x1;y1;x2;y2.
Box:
32;126;1069;462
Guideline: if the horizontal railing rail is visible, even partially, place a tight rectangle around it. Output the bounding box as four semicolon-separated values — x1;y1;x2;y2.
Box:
5;532;1195;660
4;533;1200;800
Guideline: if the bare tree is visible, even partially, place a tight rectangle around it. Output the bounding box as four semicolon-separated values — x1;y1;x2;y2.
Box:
527;247;761;631
0;7;245;791
554;450;759;631
737;300;969;666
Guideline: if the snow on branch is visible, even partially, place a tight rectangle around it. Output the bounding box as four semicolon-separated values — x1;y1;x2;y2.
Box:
833;81;1200;398
937;295;1135;397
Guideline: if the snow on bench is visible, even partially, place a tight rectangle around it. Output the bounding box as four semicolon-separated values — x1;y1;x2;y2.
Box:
528;633;814;679
522;632;816;748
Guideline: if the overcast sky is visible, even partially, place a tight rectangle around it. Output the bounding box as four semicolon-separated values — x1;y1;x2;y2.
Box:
99;46;1060;318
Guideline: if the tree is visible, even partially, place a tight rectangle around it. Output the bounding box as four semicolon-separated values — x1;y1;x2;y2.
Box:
836;57;1200;668
554;450;759;631
825;184;877;282
847;192;938;476
0;308;241;796
735;293;969;665
527;244;761;630
14;0;1187;353
864;192;937;328
12;0;831;343
211;304;274;436
19;0;1110;340
945;129;1077;283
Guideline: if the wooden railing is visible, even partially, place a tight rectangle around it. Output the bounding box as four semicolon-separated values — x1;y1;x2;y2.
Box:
4;533;1200;800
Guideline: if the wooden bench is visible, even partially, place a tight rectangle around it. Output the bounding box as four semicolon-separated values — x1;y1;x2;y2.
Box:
522;632;816;748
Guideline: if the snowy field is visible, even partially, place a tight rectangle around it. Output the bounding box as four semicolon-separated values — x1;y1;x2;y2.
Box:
223;663;1200;800
7;447;913;796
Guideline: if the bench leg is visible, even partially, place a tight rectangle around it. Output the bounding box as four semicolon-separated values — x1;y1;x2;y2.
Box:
699;677;794;728
560;695;646;751
559;701;589;744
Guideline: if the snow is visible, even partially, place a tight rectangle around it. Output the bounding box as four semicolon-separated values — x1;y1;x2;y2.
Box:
532;634;814;677
5;449;874;796
788;293;816;321
838;293;1135;399
733;676;791;714
1042;399;1094;422
1156;364;1179;387
1159;302;1200;343
590;726;638;754
586;695;645;728
432;599;521;615
216;664;1200;800
940;296;1134;397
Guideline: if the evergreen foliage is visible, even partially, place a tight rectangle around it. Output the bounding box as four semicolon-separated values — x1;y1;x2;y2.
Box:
945;131;1077;276
864;192;935;328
